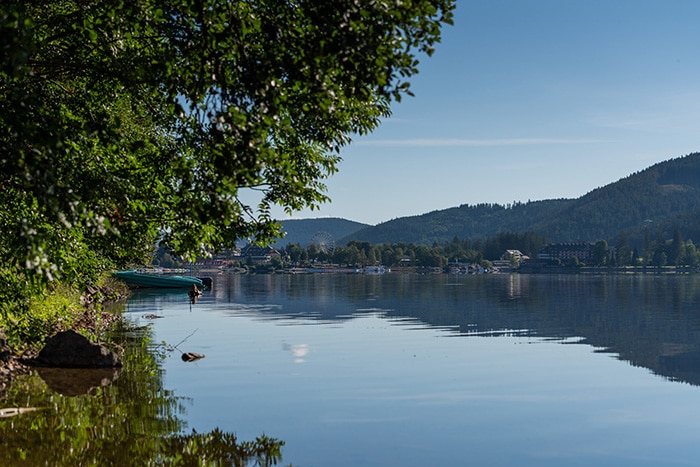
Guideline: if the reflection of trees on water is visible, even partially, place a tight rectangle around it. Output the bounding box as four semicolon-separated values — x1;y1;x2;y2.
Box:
216;273;700;386
0;321;284;466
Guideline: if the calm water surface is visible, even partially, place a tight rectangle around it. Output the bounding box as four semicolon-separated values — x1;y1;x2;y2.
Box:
120;273;700;466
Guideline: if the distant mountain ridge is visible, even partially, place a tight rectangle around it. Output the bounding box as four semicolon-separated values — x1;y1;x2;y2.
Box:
335;152;700;246
274;153;700;248
273;218;369;247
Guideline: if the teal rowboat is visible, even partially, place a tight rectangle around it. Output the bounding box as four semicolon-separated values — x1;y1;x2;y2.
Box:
113;270;204;289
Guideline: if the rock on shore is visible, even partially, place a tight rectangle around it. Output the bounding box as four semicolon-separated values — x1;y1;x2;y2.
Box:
36;330;122;368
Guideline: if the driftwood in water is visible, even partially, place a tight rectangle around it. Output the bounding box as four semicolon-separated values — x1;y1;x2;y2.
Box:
0;407;44;418
181;352;205;362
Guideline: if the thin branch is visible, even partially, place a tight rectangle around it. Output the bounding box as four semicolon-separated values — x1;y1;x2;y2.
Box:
171;328;198;353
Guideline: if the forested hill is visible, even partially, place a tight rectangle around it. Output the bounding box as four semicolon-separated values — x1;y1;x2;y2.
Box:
273;218;369;247
340;152;700;246
339;199;570;246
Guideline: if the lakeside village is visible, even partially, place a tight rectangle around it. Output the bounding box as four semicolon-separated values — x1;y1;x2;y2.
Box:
173;241;700;276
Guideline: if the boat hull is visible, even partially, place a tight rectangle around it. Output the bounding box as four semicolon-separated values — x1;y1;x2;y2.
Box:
113;270;204;289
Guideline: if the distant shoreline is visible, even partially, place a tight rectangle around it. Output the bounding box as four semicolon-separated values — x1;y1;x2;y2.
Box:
517;265;699;275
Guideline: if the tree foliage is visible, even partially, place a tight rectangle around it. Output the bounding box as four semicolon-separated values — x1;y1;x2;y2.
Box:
280;230;548;270
0;1;455;287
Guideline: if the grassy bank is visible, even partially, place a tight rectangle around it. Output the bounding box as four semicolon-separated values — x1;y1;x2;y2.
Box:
0;274;129;352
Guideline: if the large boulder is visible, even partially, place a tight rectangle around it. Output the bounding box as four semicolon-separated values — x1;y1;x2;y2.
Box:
37;330;122;368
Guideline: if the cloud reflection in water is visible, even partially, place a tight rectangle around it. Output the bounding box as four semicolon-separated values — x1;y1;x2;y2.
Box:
283;343;309;363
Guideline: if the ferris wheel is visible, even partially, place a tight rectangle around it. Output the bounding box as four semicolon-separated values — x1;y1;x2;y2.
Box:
310;231;335;254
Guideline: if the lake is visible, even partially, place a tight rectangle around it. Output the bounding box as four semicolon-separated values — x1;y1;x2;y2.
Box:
4;273;700;465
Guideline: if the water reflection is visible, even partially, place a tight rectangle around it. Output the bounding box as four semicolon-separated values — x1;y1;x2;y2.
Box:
11;272;693;466
36;367;121;396
209;273;700;386
0;321;284;465
283;343;309;363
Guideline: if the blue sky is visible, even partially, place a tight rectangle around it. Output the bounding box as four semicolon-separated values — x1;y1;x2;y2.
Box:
274;1;700;226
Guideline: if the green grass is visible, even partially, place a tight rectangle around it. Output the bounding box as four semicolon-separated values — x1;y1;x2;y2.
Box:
1;284;80;350
0;274;128;351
